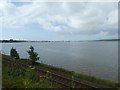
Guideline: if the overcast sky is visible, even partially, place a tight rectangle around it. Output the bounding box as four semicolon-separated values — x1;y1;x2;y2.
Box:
0;0;118;41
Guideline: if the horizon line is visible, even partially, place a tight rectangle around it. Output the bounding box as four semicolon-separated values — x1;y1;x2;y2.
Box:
0;38;119;42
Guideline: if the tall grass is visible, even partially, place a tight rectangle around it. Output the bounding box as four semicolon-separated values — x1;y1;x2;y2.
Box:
2;58;59;88
2;54;120;89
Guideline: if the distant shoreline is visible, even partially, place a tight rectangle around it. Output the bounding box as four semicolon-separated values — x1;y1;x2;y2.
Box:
0;39;120;43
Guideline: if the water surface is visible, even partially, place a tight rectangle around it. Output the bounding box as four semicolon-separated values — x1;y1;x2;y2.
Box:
1;41;118;82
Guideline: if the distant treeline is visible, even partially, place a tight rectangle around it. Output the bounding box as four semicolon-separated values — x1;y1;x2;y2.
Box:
0;39;27;43
0;39;120;43
0;39;71;43
94;39;120;41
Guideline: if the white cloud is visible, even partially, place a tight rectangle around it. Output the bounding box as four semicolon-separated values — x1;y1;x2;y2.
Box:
9;0;120;2
1;0;118;37
99;31;109;36
107;10;118;25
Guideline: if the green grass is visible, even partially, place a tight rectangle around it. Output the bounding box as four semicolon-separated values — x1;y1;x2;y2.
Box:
2;54;120;89
75;73;120;89
2;57;60;88
35;61;120;89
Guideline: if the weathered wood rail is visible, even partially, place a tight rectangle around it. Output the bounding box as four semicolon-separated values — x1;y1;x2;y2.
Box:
2;57;114;90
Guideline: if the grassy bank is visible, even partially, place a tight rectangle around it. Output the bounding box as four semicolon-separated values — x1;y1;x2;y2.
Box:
35;61;120;89
2;54;120;89
3;66;58;88
2;54;60;88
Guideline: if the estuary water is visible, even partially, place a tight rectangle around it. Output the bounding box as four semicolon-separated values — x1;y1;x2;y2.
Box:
1;41;118;82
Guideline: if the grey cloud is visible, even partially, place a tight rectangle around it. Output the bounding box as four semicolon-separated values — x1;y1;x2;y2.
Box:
1;0;118;37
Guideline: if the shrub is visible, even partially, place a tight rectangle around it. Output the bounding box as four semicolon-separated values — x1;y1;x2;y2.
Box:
27;46;39;65
10;47;20;59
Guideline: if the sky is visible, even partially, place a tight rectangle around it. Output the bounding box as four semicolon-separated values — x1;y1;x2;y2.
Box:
0;0;119;41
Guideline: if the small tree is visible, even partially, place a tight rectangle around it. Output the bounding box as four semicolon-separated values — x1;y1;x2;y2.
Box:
10;47;20;59
27;46;39;65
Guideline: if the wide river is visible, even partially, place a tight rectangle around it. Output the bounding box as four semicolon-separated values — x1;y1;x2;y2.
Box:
0;41;118;82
